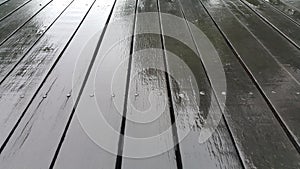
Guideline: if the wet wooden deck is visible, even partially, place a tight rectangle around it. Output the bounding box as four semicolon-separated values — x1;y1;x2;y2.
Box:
0;0;300;168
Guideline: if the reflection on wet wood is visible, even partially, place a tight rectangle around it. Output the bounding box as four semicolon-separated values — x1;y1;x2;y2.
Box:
159;0;243;168
53;0;134;167
0;0;299;168
0;0;114;168
0;0;74;82
200;0;300;167
0;0;53;44
0;0;96;161
0;0;32;21
241;0;300;48
121;0;178;168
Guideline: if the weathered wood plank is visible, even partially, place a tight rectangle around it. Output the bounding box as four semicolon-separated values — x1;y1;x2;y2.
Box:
158;0;244;168
121;0;178;168
0;0;53;44
219;0;300;81
198;0;300;168
0;0;115;168
281;0;300;10
203;0;300;149
0;0;10;6
241;0;300;48
0;0;95;154
267;0;300;25
0;0;74;82
0;0;32;21
52;0;137;168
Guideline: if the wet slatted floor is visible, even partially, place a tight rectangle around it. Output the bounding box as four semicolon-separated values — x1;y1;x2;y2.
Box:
0;0;299;168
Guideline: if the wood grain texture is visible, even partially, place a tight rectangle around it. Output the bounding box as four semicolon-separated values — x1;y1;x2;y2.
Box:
199;0;300;168
53;0;137;168
0;0;116;168
158;0;244;168
0;0;95;155
0;0;299;168
241;0;300;48
0;0;53;44
0;0;32;21
266;0;300;25
0;0;74;82
121;0;178;168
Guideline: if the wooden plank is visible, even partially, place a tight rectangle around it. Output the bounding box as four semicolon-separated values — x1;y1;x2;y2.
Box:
0;0;95;153
0;0;74;82
0;0;32;21
267;0;300;25
219;0;300;81
241;0;300;48
203;0;300;148
0;0;10;6
52;0;137;168
198;0;300;168
0;0;53;44
120;0;178;168
157;0;245;169
0;0;115;168
281;0;300;10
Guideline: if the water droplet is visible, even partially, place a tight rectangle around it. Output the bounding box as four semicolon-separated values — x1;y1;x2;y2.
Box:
199;91;205;95
39;3;42;6
221;91;226;95
90;94;94;97
43;94;47;98
296;92;300;95
67;94;71;97
288;9;295;15
20;95;25;98
134;93;139;97
249;92;253;95
111;93;115;97
179;93;184;98
271;91;276;94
